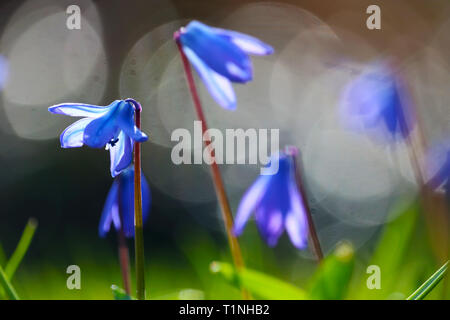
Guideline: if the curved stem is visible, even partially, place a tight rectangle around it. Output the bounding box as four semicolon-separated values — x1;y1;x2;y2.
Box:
175;34;250;299
126;98;146;300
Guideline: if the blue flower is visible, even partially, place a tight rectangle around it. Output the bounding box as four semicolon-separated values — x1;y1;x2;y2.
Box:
177;20;273;110
233;151;308;249
48;99;148;177
99;166;151;238
426;139;450;196
340;63;414;142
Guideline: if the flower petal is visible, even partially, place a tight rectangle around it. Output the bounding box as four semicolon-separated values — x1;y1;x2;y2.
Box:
234;174;272;235
49;103;110;118
213;27;274;56
98;181;120;237
116;101;149;142
181;21;253;83
255;208;284;247
60;118;93;148
83;111;119;148
183;46;237;110
109;131;133;178
285;178;309;249
119;167;152;238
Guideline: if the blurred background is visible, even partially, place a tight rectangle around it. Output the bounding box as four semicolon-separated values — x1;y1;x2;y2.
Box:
0;0;449;299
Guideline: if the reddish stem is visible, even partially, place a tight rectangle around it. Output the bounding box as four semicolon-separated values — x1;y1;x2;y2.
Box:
126;98;146;300
289;148;323;262
175;33;250;299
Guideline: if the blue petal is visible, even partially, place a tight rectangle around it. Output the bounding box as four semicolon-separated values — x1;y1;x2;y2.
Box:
234;174;272;235
116;101;149;142
255;208;284;247
285;177;308;249
183;46;237;110
213;27;274;56
180;21;253;83
340;63;414;141
99;181;120;237
83;109;120;148
60;118;93;148
49;103;110;118
109;131;133;178
119;167;152;238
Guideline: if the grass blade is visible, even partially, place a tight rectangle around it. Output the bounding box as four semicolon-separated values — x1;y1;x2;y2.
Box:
210;261;307;299
0;265;19;300
309;241;355;300
5;218;38;279
111;285;134;300
407;261;448;300
357;201;419;299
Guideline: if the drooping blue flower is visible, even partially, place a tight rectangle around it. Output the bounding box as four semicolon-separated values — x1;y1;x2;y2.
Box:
177;20;273;110
233;151;308;249
340;62;414;142
48;99;148;177
99;166;151;238
426;138;450;196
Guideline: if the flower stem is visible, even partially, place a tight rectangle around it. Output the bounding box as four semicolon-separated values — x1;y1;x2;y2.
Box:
175;34;250;299
289;148;323;262
126;98;146;300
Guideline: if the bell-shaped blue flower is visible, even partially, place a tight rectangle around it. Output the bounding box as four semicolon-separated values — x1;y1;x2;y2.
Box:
340;62;414;142
99;166;151;238
426;138;450;196
233;152;308;249
177;20;273;110
48;100;148;177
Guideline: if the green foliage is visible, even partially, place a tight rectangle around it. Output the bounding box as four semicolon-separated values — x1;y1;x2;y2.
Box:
5;218;38;279
309;242;355;300
359;201;420;299
210;261;307;299
153;289;205;300
111;285;134;300
407;261;448;300
0;265;19;300
0;218;37;300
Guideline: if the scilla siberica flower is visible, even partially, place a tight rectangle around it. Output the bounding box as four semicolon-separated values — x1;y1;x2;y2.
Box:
340;62;414;142
48;100;148;177
233;150;308;249
177;20;274;110
99;166;151;238
426;138;450;197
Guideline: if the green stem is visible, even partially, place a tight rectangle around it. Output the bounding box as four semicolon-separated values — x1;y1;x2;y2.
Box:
5;218;38;279
0;265;19;300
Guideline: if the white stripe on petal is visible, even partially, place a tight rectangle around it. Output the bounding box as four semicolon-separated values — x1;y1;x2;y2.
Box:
213;28;274;56
49;103;111;118
60;118;94;148
183;46;237;110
